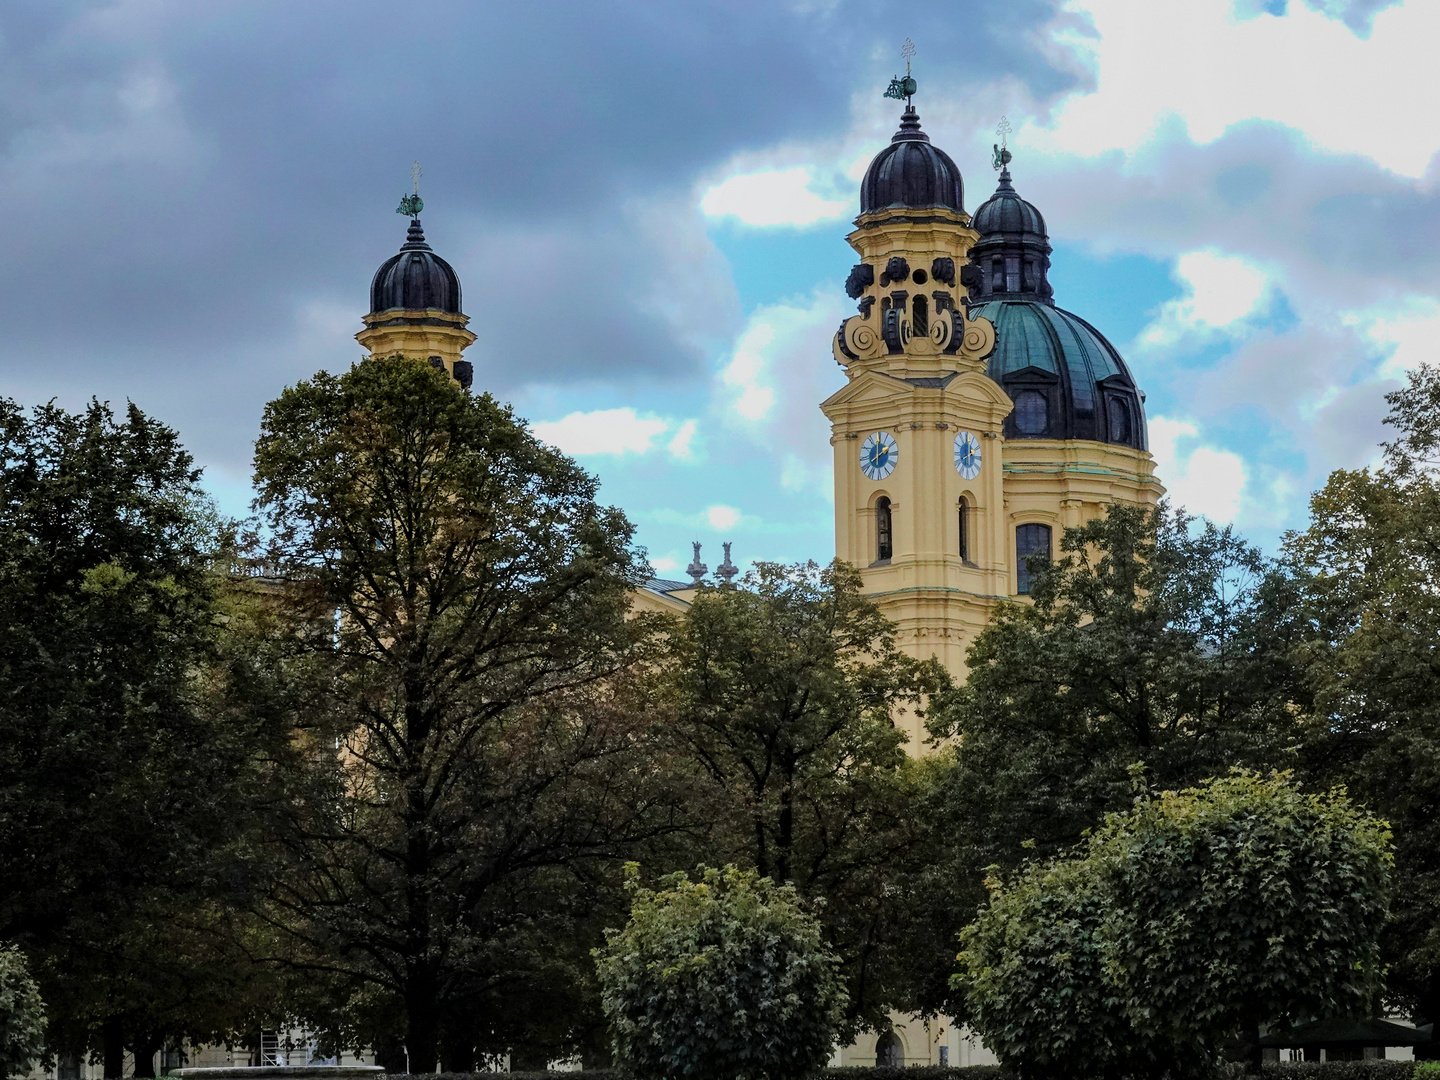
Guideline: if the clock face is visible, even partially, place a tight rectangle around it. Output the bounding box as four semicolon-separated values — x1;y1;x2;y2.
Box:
954;430;982;480
860;431;898;481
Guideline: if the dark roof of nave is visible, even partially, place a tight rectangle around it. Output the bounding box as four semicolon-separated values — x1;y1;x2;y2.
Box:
370;218;462;315
859;106;965;215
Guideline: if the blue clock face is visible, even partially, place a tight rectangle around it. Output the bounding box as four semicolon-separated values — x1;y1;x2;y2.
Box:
860;431;898;480
954;430;982;480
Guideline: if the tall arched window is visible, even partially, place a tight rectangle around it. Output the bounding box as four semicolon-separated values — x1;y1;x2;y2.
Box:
875;497;893;562
1013;389;1049;436
1107;396;1133;444
875;1032;902;1069
1016;523;1052;595
912;294;928;337
957;497;969;562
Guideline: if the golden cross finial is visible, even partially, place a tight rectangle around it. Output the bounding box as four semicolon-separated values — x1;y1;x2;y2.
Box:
996;116;1012;149
902;38;915;76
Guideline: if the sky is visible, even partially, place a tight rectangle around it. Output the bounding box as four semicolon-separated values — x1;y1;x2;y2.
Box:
1;0;1437;578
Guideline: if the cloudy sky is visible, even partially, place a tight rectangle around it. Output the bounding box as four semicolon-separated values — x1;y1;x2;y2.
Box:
3;0;1436;576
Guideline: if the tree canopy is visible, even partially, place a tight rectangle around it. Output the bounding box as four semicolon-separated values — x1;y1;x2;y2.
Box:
594;864;845;1080
957;772;1392;1079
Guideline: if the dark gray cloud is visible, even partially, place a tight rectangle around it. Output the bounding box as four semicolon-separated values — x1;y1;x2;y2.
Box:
0;0;1082;484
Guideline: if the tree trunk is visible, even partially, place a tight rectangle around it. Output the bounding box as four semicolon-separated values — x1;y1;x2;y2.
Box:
131;1032;163;1078
102;1016;125;1080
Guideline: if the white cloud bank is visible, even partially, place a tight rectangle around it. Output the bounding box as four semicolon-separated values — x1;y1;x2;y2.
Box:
1149;416;1248;523
1139;249;1274;348
531;408;700;463
700;166;850;228
1035;0;1440;176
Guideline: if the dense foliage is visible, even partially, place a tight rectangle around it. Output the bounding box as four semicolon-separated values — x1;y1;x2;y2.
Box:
594;865;846;1080
0;946;44;1080
1285;364;1440;1024
248;357;682;1071
659;562;949;1030
957;773;1392;1079
0;399;278;1074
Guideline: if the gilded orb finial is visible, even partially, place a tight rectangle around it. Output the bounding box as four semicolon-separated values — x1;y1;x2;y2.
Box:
884;39;918;103
397;161;424;218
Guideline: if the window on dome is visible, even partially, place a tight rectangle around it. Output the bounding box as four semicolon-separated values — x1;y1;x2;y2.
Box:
1013;389;1048;436
991;257;1004;293
1016;524;1052;596
875;497;893;563
1107;396;1133;444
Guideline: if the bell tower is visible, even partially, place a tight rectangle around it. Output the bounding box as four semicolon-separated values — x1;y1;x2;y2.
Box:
822;100;1163;735
357;173;477;389
821;95;1005;729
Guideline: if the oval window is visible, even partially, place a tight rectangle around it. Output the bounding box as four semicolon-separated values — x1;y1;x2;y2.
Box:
1013;389;1048;436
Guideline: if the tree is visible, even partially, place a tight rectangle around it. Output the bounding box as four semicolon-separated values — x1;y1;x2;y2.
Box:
0;398;277;1075
928;502;1300;873
249;357;681;1070
658;561;948;1029
957;772;1392;1079
1286;364;1440;1024
0;946;44;1080
594;864;846;1080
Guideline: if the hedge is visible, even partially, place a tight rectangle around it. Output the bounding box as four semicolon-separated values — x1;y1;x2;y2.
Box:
402;1063;1424;1080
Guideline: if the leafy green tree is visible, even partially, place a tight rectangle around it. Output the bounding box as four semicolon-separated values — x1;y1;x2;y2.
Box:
928;502;1300;873
1286;364;1440;1024
957;772;1392;1079
0;399;278;1075
594;864;846;1080
659;561;948;1029
249;357;682;1071
0;946;45;1080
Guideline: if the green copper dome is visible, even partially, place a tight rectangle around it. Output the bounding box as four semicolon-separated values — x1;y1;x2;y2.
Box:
970;299;1147;449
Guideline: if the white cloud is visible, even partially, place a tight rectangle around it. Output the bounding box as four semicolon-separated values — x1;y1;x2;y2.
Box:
1351;297;1440;379
700;167;850;227
667;419;699;462
532;408;699;461
1031;0;1440;177
1149;416;1247;523
705;504;742;531
1140;249;1272;348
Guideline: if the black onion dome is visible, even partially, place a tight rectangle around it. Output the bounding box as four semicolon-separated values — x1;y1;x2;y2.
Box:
369;218;462;315
972;168;1047;237
859;106;964;214
967;156;1054;305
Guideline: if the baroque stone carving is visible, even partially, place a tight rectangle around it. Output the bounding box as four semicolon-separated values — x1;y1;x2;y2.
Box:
845;262;875;299
834;314;885;364
931;256;956;285
879;256;910;287
858;296;875;319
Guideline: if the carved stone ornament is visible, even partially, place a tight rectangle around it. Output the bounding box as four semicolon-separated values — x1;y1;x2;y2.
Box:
944;310;997;361
929;310;952;351
835;313;886;363
879;256;910;287
883;306;904;353
845;262;875;299
931;256;956;285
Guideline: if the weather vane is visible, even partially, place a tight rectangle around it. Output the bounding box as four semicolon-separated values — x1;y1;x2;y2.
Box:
396;160;423;218
883;38;918;103
993;116;1013;171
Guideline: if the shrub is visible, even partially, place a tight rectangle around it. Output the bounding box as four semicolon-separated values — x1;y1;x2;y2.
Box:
593;864;847;1080
0;946;44;1080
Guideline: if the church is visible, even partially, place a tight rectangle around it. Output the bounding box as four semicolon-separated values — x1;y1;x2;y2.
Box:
345;91;1164;1070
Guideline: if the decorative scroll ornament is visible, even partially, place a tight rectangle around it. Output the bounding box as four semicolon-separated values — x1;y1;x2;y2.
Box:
946;311;996;362
835;312;885;364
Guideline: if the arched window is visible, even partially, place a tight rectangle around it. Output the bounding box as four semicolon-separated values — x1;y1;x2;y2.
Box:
957;497;970;562
1107;396;1133;444
991;256;1004;293
1016;523;1052;596
1013;389;1049;436
875;1032;902;1069
912;293;928;337
875;497;893;563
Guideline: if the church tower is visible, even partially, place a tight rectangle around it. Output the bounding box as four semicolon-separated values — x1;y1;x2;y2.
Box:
357;190;477;388
821;105;1162;741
